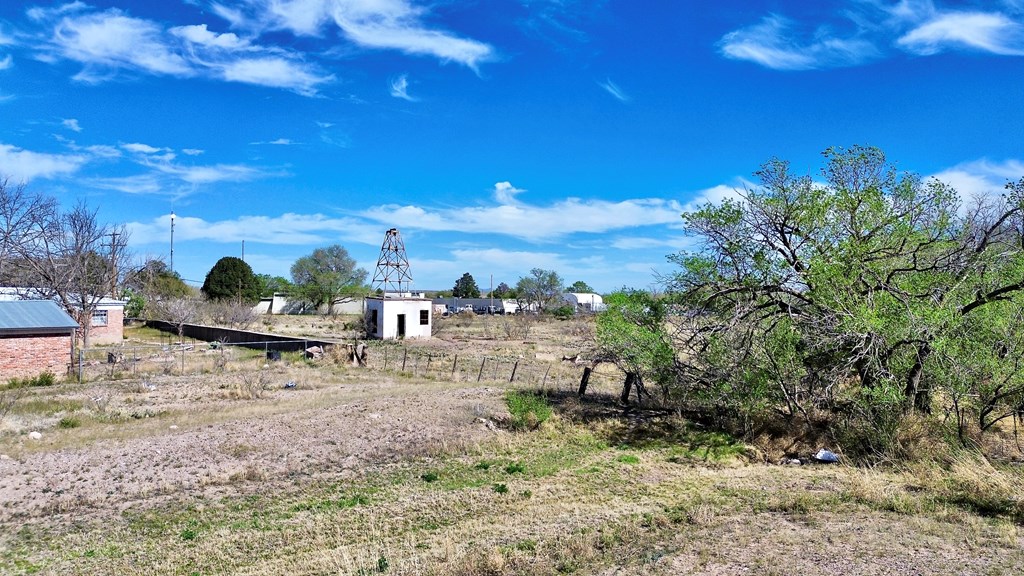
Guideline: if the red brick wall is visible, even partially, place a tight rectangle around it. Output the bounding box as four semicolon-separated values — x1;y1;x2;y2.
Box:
88;307;124;345
0;334;73;380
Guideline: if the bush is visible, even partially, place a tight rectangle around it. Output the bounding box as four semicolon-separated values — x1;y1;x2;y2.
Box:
4;372;56;390
505;390;552;430
551;305;576;320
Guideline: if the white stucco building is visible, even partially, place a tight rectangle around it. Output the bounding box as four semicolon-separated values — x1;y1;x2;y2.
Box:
364;296;432;340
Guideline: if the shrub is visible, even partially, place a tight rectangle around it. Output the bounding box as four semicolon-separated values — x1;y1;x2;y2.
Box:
505;390;552;430
551;305;576;320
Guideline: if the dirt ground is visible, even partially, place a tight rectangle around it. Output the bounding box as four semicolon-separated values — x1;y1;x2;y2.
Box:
1;315;1023;575
0;371;506;530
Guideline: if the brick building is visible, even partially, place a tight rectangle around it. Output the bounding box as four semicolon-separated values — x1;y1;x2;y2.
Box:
85;297;126;345
0;300;78;380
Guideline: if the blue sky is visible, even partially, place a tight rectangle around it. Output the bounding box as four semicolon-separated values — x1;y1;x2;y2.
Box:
1;0;1023;293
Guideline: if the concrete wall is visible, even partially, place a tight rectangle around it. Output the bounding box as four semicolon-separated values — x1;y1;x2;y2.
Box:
146;320;335;352
0;333;73;379
365;298;432;340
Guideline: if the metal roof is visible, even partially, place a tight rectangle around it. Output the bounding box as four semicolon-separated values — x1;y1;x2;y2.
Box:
0;300;79;334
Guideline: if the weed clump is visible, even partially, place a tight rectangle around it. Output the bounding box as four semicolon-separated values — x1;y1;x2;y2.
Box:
505;390;552;430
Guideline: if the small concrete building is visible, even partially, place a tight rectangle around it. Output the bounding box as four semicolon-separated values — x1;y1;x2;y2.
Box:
0;300;78;380
365;296;432;340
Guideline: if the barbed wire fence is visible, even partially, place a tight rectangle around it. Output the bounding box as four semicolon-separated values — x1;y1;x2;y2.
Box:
74;338;627;396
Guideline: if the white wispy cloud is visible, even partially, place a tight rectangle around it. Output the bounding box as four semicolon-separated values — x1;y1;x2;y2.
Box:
0;55;12;71
389;74;416;101
29;6;332;95
218;56;330;95
209;0;494;69
0;143;86;181
898;12;1024;55
181;148;204;156
48;10;194;82
360;196;685;242
719;2;1024;71
930;158;1024;202
61;118;82;132
121;142;167;155
127;212;379;245
492;181;524;204
598;78;630;102
719;14;878;70
327;0;494;68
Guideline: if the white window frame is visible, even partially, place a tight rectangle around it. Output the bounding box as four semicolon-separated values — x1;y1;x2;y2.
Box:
91;309;108;327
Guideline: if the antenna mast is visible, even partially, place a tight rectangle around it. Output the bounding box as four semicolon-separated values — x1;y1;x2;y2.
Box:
371;228;413;295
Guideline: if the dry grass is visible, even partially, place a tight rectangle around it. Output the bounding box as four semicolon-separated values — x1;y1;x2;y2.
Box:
2;318;1024;575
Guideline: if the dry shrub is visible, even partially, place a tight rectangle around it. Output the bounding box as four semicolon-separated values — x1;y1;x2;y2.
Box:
501;315;532;340
223;369;273;399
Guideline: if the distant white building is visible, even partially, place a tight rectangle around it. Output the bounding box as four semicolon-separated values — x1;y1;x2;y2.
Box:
563;292;605;312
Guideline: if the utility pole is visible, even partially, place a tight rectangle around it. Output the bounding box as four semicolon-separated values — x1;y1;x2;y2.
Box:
106;231;121;297
170;211;175;274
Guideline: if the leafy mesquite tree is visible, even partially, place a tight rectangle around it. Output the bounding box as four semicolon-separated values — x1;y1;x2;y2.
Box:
666;145;1024;453
290;245;368;314
202;257;261;304
491;282;512;298
452;272;481;298
567;280;595;293
594;289;675;403
515;268;564;312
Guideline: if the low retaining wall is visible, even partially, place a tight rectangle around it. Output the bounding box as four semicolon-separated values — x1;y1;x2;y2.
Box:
146;321;336;352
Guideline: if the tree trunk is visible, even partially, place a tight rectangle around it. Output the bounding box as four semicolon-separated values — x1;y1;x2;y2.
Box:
620;372;637;404
904;343;932;413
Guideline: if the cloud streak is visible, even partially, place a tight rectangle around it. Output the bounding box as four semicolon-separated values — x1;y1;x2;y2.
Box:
720;2;1024;70
389;74;416;101
598;78;630;102
360;196;685;242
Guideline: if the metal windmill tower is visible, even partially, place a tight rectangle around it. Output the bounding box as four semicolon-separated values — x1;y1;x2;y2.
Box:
372;228;414;295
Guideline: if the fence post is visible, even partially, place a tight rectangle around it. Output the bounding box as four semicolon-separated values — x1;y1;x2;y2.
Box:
425;354;431;377
383;347;389;371
402;348;408;372
78;349;83;383
509;360;519;383
542;364;551;389
578;366;592;397
477;358;486;382
452;354;458;380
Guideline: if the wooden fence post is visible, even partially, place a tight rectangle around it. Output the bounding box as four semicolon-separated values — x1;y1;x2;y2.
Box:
477;358;486;382
452;354;458;379
542;364;551;389
578;366;593;397
509;360;519;383
402;348;408;372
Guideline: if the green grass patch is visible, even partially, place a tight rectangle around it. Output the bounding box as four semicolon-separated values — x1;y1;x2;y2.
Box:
57;416;81;429
505;390;552;430
615;454;640;465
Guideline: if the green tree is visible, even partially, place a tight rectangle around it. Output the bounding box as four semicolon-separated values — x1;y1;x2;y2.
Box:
290;245;368;314
491;282;512;298
567;280;595;293
595;290;675;402
515;268;564;312
452;272;481;298
202;256;260;304
668;145;1024;456
256;274;292;297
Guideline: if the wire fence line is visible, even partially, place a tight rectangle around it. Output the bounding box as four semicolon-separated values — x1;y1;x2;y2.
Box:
74;338;626;395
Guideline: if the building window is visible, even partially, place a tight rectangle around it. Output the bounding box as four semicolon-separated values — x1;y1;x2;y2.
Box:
92;310;108;326
420;310;429;325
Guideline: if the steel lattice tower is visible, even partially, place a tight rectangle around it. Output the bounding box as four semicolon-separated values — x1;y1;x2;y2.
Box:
372;228;413;295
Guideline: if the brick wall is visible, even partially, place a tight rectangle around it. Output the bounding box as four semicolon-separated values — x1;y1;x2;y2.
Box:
0;333;73;380
88;306;124;345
